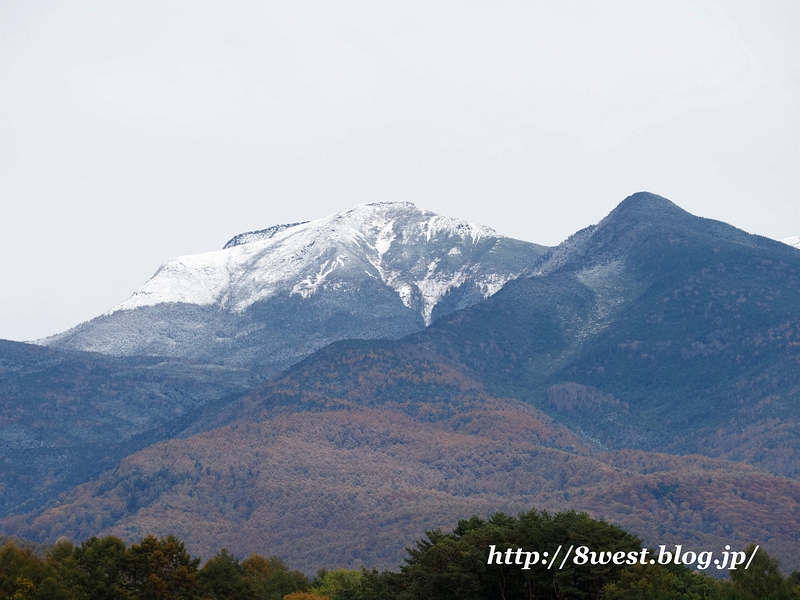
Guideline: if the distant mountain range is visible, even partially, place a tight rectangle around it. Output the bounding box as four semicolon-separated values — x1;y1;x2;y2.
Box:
41;203;545;373
3;193;800;574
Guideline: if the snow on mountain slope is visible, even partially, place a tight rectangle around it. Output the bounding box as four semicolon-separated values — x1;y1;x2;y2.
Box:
42;202;547;371
113;202;503;324
782;236;800;250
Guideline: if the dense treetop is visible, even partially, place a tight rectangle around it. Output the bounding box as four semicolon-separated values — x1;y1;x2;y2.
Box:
2;509;799;599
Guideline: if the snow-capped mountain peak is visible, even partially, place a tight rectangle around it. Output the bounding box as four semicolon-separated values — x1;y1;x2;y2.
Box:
111;202;504;324
42;202;546;370
782;236;800;250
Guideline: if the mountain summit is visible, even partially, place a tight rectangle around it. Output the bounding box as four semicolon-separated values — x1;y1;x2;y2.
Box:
41;202;546;371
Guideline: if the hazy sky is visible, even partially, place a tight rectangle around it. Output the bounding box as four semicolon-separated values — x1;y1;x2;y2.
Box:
1;1;798;341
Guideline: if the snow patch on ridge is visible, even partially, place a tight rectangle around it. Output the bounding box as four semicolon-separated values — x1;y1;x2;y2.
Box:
476;273;512;297
113;251;236;311
415;266;466;324
782;236;800;250
374;220;396;256
291;258;341;299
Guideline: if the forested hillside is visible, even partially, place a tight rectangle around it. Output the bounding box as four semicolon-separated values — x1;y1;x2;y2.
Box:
0;340;254;516
6;405;800;573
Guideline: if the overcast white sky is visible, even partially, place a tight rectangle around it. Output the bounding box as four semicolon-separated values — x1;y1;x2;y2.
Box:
1;1;798;341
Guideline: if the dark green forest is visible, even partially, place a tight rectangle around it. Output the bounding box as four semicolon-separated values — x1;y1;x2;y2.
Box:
2;509;798;600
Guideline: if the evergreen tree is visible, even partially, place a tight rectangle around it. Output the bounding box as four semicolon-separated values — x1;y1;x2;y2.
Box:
722;544;799;600
241;554;310;600
74;536;130;600
196;549;248;600
604;562;721;600
123;535;199;600
400;509;642;600
0;542;45;600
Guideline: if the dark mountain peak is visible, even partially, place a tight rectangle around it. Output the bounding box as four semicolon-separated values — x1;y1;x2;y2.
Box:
598;191;780;250
615;190;681;210
534;192;686;274
538;192;784;276
223;222;310;249
595;192;701;235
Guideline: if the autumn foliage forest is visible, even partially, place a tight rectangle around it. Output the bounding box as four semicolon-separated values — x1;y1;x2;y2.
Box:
2;509;799;600
5;405;800;575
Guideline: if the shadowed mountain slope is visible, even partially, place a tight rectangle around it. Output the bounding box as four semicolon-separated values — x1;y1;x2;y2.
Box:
0;340;254;516
411;193;800;471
